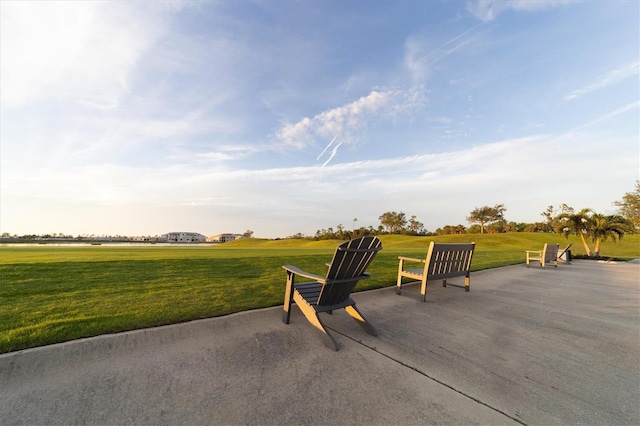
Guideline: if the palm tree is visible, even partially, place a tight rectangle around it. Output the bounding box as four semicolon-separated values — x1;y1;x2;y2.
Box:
589;214;631;256
558;208;594;256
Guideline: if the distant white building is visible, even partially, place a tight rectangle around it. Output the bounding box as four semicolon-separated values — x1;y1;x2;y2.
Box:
161;232;206;243
207;233;242;243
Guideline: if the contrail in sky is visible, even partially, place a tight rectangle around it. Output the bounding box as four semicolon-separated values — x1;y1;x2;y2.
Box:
322;141;342;168
317;135;337;160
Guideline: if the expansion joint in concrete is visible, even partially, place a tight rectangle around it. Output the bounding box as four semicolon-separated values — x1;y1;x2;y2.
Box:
330;326;527;426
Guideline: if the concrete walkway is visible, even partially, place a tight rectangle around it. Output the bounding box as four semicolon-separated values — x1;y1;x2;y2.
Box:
1;260;639;425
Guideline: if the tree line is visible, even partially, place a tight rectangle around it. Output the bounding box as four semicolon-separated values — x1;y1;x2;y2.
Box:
289;181;639;257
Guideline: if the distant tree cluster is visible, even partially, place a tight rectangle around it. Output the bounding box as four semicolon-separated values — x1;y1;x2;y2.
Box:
613;180;640;231
465;204;506;233
377;211;426;235
285;181;637;259
434;224;467;235
288;211;429;240
553;206;632;257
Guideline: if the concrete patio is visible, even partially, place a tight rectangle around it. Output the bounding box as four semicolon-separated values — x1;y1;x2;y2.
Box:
1;259;638;425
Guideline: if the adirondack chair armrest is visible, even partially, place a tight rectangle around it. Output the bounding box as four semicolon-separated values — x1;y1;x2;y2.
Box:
282;265;326;283
328;273;371;284
526;250;542;256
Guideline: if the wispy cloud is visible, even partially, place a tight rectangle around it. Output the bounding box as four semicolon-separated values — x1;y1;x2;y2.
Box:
564;61;640;101
404;24;485;82
467;0;579;22
4;127;636;236
575;100;640;129
0;2;181;109
276;89;425;151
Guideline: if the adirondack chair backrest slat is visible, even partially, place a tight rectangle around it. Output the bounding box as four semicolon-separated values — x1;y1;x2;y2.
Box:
544;244;560;263
426;242;475;279
318;236;382;306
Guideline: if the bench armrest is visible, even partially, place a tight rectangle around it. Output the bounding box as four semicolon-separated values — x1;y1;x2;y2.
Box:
398;256;426;263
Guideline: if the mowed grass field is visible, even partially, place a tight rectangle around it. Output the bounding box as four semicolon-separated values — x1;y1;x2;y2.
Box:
2;233;638;353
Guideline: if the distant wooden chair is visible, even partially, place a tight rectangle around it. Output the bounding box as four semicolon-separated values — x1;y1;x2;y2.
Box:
526;243;560;268
282;236;382;351
558;243;573;264
396;242;475;302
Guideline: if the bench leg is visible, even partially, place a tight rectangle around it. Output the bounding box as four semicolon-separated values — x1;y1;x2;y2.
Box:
420;276;428;302
465;275;470;292
396;261;404;295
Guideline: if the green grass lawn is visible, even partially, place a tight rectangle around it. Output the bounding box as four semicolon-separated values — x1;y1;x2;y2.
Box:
1;233;638;353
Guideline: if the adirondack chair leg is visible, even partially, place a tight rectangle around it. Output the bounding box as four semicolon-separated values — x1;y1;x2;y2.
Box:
345;305;378;336
442;279;447;288
282;272;295;324
291;293;339;350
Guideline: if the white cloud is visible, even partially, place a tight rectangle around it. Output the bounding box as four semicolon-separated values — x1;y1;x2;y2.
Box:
404;38;430;83
195;145;261;163
276;89;425;151
467;0;579;22
564;61;640;101
0;1;173;109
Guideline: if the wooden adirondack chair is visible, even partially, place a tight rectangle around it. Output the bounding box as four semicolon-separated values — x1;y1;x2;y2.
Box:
526;243;560;268
558;243;573;264
282;236;382;351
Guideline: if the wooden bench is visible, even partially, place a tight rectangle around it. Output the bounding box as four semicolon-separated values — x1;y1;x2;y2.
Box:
396;242;476;302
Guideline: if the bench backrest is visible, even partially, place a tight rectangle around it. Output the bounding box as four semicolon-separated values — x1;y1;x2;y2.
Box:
318;236;382;306
424;242;475;280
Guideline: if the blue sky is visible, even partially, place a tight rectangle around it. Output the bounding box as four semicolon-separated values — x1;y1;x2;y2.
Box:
1;0;638;238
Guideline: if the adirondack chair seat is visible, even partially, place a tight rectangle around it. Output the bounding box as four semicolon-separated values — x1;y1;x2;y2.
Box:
526;243;560;268
282;236;382;351
289;282;357;312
